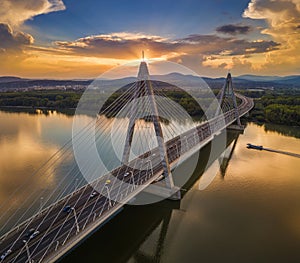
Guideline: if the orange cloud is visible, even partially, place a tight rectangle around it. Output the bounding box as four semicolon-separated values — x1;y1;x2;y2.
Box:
0;30;283;78
20;31;281;77
0;23;34;49
243;0;300;75
0;0;65;27
0;0;299;78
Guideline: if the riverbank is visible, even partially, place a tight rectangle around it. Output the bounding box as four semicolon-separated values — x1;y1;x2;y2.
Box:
239;88;300;126
245;98;300;126
0;106;76;116
1;87;299;127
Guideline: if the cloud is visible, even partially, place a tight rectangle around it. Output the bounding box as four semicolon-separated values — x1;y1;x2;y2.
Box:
243;0;300;41
0;0;65;75
39;32;279;77
0;0;65;27
0;23;34;50
0;0;299;78
216;24;253;35
243;0;300;22
202;55;255;75
179;34;279;55
3;30;276;78
55;32;279;60
0;22;35;74
243;0;300;74
55;33;179;60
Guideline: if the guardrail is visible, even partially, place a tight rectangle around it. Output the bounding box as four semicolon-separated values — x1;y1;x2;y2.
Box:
0;93;254;262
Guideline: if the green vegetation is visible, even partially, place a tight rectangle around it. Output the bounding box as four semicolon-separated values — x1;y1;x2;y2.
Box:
0;90;82;108
0;89;204;118
264;123;300;139
161;90;204;116
1;87;299;126
243;90;300;126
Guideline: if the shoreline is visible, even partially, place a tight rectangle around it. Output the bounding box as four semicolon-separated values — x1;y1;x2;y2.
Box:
0;106;298;128
0;105;76;110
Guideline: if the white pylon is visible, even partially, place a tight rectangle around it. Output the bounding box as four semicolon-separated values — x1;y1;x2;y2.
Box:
122;52;175;189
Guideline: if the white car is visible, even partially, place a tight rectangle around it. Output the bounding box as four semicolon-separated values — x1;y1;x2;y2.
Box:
29;230;40;240
25;228;35;238
124;172;130;177
1;249;12;260
90;191;98;198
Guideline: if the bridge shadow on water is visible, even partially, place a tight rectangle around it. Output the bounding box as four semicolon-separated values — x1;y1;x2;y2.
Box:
61;128;242;263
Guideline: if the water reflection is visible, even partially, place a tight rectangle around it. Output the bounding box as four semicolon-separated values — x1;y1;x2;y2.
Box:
0;110;74;234
0;109;201;235
62;129;241;263
1;109;300;262
264;123;300;139
0;107;75;117
62;123;300;263
219;132;240;178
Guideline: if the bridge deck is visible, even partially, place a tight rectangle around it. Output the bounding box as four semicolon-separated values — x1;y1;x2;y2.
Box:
0;94;253;263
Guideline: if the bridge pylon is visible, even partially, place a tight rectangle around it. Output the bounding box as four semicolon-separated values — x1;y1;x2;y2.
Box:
122;57;180;199
217;73;242;128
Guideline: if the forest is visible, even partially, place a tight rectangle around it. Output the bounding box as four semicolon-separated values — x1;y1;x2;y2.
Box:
0;91;81;108
0;87;299;126
244;90;300;126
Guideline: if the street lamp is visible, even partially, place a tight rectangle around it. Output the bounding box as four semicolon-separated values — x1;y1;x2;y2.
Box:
104;181;112;207
174;143;179;157
184;135;189;152
75;178;79;192
55;240;60;251
146;160;153;179
193;131;197;146
23;240;32;263
71;207;80;233
40;196;44;212
128;171;136;189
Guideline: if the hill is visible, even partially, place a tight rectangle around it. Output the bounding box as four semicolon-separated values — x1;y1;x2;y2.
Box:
0;73;299;91
0;76;25;83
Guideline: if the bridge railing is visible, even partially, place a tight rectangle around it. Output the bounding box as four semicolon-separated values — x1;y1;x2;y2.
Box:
0;94;254;262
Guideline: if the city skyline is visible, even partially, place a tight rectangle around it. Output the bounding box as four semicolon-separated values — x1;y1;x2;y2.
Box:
0;0;300;78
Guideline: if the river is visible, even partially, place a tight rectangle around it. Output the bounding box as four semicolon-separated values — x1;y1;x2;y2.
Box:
0;109;300;262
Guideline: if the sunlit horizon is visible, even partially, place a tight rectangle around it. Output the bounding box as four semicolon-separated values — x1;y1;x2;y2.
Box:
1;0;300;79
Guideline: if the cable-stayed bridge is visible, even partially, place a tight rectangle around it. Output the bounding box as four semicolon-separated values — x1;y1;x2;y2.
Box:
0;60;253;263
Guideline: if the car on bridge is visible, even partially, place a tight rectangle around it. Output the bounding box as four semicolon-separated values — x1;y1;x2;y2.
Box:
63;205;72;213
90;191;98;198
1;249;12;260
29;230;40;240
25;228;35;238
124;171;132;177
23;229;40;242
23;231;40;243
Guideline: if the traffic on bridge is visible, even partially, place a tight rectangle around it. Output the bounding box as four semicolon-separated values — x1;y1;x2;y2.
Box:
0;61;253;263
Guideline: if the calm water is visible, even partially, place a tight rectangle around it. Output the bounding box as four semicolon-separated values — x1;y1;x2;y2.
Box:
0;110;300;262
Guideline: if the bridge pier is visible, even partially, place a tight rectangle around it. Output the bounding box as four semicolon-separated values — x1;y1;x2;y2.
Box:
144;182;181;200
227;124;245;132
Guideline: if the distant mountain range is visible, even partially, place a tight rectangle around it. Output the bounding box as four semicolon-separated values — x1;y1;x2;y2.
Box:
237;74;300;84
0;73;299;90
0;76;25;83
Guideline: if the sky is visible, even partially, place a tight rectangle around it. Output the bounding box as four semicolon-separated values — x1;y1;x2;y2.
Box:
0;0;300;78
